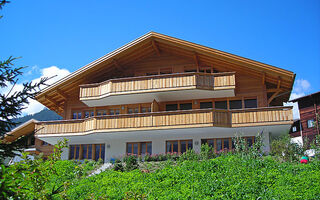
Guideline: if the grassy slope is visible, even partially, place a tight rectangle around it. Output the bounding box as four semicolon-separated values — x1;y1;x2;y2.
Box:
62;155;320;200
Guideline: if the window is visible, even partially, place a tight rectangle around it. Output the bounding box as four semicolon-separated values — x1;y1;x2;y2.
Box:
69;145;80;160
72;111;82;119
200;102;213;109
229;100;242;109
180;103;192;110
84;110;94;118
127;142;152;155
69;144;104;161
292;126;297;132
307;119;315;128
141;107;151;113
166;104;178;111
166;140;192;154
128;107;139;114
97;110;107;116
199;67;211;73
244;99;257;108
215;101;227;109
42;141;49;146
110;109;120;115
202;137;243;152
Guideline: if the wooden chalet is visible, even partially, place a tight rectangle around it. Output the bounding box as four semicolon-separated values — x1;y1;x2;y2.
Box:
7;32;295;162
290;91;320;141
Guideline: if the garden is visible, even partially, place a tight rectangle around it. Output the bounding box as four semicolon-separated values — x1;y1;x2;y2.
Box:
1;135;320;199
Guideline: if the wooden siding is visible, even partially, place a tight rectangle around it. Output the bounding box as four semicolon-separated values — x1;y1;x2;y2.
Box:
79;72;235;100
35;106;292;135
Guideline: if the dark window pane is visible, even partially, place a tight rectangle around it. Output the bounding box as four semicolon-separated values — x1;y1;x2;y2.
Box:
78;112;82;119
91;111;94;117
146;72;158;76
245;99;257;108
166;104;178;111
166;142;172;153
101;145;105;161
200;102;213;109
95;145;100;161
232;140;235;149
215;101;227;109
173;141;178;153
75;145;80;159
188;140;193;150
147;142;152;155
69;145;75;159
72;112;77;119
85;111;90;118
110;110;114;115
128;108;133;114
181;141;186;153
216;139;222;151
134;108;139;113
141;143;146;154
88;145;92;159
30;135;35;146
180;103;192;110
247;138;253;147
115;109;120;115
133;143;138;155
82;145;87;159
229;100;242;109
208;139;214;148
127;143;132;154
223;139;229;150
185;69;197;73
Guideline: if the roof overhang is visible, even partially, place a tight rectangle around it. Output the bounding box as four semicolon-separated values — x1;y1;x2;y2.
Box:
35;32;296;111
3;119;38;143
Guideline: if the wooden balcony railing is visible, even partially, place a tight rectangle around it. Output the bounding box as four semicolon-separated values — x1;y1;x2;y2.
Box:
79;72;236;99
35;106;292;136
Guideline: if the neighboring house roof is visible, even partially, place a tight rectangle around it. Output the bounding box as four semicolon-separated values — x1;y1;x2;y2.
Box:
3;119;38;143
35;31;296;112
289;91;320;103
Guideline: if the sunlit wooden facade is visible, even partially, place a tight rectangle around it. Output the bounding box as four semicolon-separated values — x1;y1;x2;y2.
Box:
7;32;295;162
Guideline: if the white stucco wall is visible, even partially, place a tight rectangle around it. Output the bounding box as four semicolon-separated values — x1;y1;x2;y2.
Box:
58;125;283;162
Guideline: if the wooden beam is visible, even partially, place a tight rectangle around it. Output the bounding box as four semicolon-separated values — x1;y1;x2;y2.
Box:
151;40;160;56
267;88;283;93
277;76;282;89
45;95;64;112
193;52;199;72
112;59;124;71
262;73;266;85
268;89;281;105
56;89;68;100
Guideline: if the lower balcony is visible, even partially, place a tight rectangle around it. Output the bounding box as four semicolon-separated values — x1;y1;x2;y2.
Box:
35;106;293;137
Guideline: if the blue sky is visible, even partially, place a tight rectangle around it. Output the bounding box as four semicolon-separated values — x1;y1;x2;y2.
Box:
0;0;319;116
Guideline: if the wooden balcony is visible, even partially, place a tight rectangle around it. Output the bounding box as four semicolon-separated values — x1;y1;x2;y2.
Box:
79;72;236;106
35;106;292;136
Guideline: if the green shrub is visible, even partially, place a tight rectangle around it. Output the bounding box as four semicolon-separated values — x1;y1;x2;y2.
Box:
179;149;199;161
270;135;304;162
123;154;138;171
200;143;215;160
113;159;124;172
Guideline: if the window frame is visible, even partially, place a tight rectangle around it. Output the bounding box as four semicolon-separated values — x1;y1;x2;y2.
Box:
126;141;152;155
166;139;193;154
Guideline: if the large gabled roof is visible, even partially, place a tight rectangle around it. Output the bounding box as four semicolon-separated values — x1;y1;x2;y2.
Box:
35;32;296;112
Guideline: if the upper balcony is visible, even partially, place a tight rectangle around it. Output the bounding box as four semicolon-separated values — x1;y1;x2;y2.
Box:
79;72;236;107
35;106;292;137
